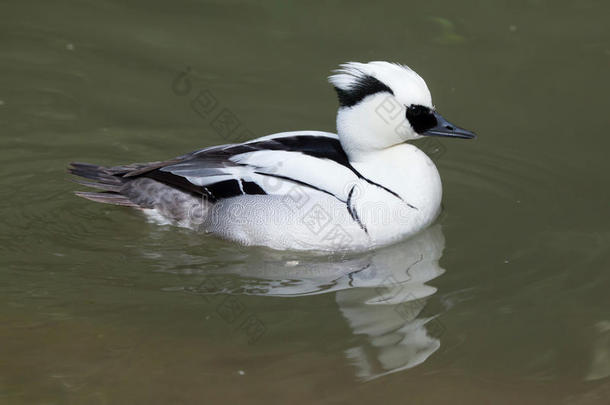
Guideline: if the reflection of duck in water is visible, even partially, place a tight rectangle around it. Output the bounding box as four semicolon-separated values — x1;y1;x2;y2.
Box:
336;225;445;380
192;225;446;380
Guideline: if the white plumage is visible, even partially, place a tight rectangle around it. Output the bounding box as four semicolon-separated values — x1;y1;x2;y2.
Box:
70;62;475;251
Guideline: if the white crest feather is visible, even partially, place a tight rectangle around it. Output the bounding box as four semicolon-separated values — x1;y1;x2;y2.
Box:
328;61;432;107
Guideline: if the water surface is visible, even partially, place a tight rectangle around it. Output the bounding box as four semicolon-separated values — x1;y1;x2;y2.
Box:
1;0;609;403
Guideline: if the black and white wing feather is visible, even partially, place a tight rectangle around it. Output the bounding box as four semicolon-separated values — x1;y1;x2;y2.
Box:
130;131;360;203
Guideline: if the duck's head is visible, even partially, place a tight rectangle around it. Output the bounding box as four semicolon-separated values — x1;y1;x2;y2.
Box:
329;61;475;158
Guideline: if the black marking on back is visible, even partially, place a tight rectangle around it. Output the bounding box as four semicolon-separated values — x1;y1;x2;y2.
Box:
260;136;351;166
241;180;266;195
194;136;351;168
143;171;267;203
205;180;242;200
144;170;206;197
347;185;368;234
333;74;394;108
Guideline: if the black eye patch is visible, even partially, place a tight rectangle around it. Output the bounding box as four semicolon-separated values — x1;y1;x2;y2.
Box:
406;105;437;134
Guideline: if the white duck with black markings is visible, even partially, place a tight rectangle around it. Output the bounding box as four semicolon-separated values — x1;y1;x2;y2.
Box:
69;61;475;251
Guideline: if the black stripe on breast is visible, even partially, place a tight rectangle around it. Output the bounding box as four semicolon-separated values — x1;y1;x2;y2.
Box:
347;185;368;234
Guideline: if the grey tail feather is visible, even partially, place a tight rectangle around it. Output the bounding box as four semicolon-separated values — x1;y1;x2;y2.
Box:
69;162;137;207
74;191;140;207
71;178;123;192
68;162;127;185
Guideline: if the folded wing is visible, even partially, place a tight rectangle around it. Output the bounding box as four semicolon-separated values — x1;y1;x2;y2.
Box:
132;131;360;203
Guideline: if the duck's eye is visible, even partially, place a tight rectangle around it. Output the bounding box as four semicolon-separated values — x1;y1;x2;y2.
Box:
406;105;437;134
408;105;423;116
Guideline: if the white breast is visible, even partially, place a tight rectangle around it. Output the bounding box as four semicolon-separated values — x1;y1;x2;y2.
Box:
349;143;443;245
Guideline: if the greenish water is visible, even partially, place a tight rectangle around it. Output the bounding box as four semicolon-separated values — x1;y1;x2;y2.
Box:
1;0;609;403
